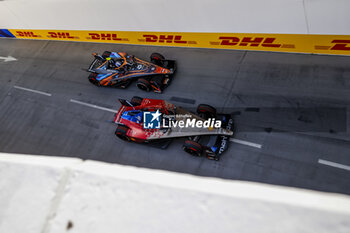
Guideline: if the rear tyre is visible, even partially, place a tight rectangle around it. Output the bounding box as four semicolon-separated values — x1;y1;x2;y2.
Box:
130;96;143;106
88;73;100;86
102;51;111;58
196;104;216;118
183;140;203;157
136;78;151;92
115;125;130;141
150;53;165;66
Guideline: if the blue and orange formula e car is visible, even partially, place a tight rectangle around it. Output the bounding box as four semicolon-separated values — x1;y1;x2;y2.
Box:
113;97;234;161
87;51;176;93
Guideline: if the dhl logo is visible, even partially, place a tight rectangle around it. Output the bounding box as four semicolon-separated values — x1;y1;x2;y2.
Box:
86;33;128;41
47;32;78;39
15;31;41;38
139;35;197;44
315;40;350;51
211;36;295;49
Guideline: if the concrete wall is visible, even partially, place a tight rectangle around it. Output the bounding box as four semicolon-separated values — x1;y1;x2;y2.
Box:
1;153;350;233
0;0;349;34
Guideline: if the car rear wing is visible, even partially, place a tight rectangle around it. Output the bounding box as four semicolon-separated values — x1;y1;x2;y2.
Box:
86;53;107;73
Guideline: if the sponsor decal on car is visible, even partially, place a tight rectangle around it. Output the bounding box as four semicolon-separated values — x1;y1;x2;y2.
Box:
219;118;233;154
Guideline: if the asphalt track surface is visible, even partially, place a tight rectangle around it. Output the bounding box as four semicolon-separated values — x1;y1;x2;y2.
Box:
0;38;350;195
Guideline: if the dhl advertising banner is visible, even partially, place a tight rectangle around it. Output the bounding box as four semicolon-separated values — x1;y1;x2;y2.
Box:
1;29;350;56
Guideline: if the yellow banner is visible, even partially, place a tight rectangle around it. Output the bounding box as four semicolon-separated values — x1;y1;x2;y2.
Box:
8;29;350;56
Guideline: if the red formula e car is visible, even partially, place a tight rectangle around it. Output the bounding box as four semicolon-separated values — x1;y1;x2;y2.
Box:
113;97;234;160
87;51;176;93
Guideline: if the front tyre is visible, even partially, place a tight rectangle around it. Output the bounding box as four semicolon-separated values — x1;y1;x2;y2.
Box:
150;53;165;66
88;73;100;86
196;104;217;119
136;78;151;92
130;96;143;106
183;140;203;157
115;125;130;141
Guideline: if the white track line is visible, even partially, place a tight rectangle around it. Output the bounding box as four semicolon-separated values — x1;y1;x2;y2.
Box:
318;159;350;172
14;85;52;96
70;99;119;113
230;138;262;149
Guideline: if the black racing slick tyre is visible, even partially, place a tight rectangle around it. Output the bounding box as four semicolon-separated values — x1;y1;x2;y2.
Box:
102;51;112;58
197;104;217;118
136;78;151;92
130;96;143;106
88;73;100;86
150;53;165;66
115;125;130;141
183;140;203;157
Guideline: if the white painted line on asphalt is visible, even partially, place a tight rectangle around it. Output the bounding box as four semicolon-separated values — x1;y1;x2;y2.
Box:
0;55;17;62
230;138;262;149
318;159;350;172
13;85;52;96
70;99;119;113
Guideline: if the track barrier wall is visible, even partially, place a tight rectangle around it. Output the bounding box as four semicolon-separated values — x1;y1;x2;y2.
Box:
1;153;350;233
0;0;349;55
1;29;350;55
